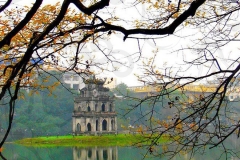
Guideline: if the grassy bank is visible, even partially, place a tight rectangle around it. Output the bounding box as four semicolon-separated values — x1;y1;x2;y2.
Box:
15;134;170;147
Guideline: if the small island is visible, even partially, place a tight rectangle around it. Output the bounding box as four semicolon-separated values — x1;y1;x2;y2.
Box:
15;134;170;147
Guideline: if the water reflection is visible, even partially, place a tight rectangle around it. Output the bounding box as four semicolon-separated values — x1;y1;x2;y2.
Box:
73;146;118;160
2;136;240;160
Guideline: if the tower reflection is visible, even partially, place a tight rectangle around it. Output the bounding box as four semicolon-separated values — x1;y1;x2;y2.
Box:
73;146;118;160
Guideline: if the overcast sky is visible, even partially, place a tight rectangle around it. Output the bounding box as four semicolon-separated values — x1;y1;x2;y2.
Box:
1;0;239;87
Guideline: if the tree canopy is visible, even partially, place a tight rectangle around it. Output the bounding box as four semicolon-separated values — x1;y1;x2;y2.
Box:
0;0;240;159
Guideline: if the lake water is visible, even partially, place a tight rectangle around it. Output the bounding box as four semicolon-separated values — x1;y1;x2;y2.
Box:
2;143;239;160
1;135;240;160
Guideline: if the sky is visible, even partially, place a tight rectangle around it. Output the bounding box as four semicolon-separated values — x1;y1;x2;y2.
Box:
1;0;240;87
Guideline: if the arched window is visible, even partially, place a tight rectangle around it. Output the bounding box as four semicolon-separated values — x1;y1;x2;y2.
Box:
96;150;99;160
78;106;81;111
87;106;91;112
88;150;92;158
112;150;116;160
77;123;81;132
87;123;91;131
111;120;115;130
81;91;84;97
96;120;99;131
77;149;81;158
103;150;108;160
102;119;107;131
102;103;105;112
109;104;112;112
95;103;98;111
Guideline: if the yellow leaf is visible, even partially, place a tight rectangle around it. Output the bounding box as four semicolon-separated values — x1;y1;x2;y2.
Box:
172;13;179;18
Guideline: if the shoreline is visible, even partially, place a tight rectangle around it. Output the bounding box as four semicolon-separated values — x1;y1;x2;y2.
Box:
15;133;169;147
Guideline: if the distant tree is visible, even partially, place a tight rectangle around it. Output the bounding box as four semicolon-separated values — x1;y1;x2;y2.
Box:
12;73;74;136
113;83;133;97
0;0;239;159
112;83;137;129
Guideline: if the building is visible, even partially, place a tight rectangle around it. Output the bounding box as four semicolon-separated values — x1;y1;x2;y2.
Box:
72;76;117;135
228;76;240;101
228;86;240;101
62;71;86;90
62;72;117;91
73;146;118;160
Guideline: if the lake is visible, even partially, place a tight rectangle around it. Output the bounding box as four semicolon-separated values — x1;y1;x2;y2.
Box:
1;135;240;160
2;143;239;160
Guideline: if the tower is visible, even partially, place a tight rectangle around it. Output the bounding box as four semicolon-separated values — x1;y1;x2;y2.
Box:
72;77;117;135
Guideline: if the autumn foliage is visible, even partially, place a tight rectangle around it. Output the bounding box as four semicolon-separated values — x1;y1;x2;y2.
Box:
0;0;240;159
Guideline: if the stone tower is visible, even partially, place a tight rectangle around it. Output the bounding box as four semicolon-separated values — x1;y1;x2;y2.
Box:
72;77;117;135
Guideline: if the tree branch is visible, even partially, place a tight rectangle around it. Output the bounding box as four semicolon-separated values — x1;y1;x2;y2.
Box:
71;0;110;15
0;0;12;13
0;0;43;48
99;0;206;40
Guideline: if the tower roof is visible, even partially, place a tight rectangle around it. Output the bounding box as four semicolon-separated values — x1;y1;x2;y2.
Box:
83;75;106;85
